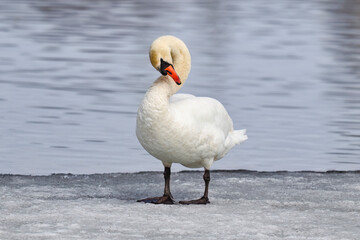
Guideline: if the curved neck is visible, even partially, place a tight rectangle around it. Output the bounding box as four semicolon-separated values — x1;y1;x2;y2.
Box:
151;46;191;97
151;76;174;97
149;36;191;96
170;46;191;89
141;76;173;117
144;36;191;114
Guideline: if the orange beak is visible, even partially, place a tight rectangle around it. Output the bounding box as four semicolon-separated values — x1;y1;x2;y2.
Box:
164;65;181;85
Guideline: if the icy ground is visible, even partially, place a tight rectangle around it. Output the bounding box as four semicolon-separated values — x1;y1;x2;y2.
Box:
1;171;359;240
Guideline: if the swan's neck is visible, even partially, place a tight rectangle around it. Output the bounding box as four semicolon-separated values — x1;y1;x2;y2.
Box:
143;35;191;116
171;47;191;86
141;76;174;117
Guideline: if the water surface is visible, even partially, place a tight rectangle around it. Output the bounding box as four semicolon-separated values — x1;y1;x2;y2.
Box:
0;0;360;174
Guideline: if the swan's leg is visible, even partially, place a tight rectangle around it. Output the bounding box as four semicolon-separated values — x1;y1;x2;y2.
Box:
137;167;174;204
179;170;210;205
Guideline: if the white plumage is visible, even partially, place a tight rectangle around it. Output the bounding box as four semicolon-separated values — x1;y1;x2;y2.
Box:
136;35;247;204
136;36;247;170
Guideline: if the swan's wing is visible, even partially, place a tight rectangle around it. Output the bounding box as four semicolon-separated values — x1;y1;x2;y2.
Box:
170;93;195;103
169;96;233;134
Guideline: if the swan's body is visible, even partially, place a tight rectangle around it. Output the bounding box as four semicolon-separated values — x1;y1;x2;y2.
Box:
137;92;247;169
136;36;247;204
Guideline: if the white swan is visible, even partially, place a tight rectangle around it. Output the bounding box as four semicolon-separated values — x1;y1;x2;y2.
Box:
136;35;247;204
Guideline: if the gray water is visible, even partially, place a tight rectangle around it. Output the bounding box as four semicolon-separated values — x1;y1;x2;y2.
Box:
0;0;360;174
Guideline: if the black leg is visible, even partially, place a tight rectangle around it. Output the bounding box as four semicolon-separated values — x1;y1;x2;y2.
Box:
163;167;173;199
203;169;210;200
179;170;210;205
137;167;174;204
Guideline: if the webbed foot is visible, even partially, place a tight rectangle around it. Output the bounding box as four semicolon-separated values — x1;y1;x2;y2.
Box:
137;194;174;204
179;196;210;205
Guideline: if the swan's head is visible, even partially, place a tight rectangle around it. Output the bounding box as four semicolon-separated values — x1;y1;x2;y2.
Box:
149;35;191;86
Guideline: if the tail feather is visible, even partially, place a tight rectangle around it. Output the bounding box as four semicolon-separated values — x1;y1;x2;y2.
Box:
224;129;248;149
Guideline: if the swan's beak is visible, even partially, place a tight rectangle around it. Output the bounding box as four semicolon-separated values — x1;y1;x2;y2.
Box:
164;65;181;85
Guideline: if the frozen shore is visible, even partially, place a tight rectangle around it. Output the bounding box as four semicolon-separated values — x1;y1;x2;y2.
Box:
1;171;359;240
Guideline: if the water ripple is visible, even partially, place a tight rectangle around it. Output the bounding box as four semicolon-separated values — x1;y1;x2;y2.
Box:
1;0;360;174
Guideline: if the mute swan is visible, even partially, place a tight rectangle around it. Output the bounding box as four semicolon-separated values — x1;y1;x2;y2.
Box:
136;35;247;204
